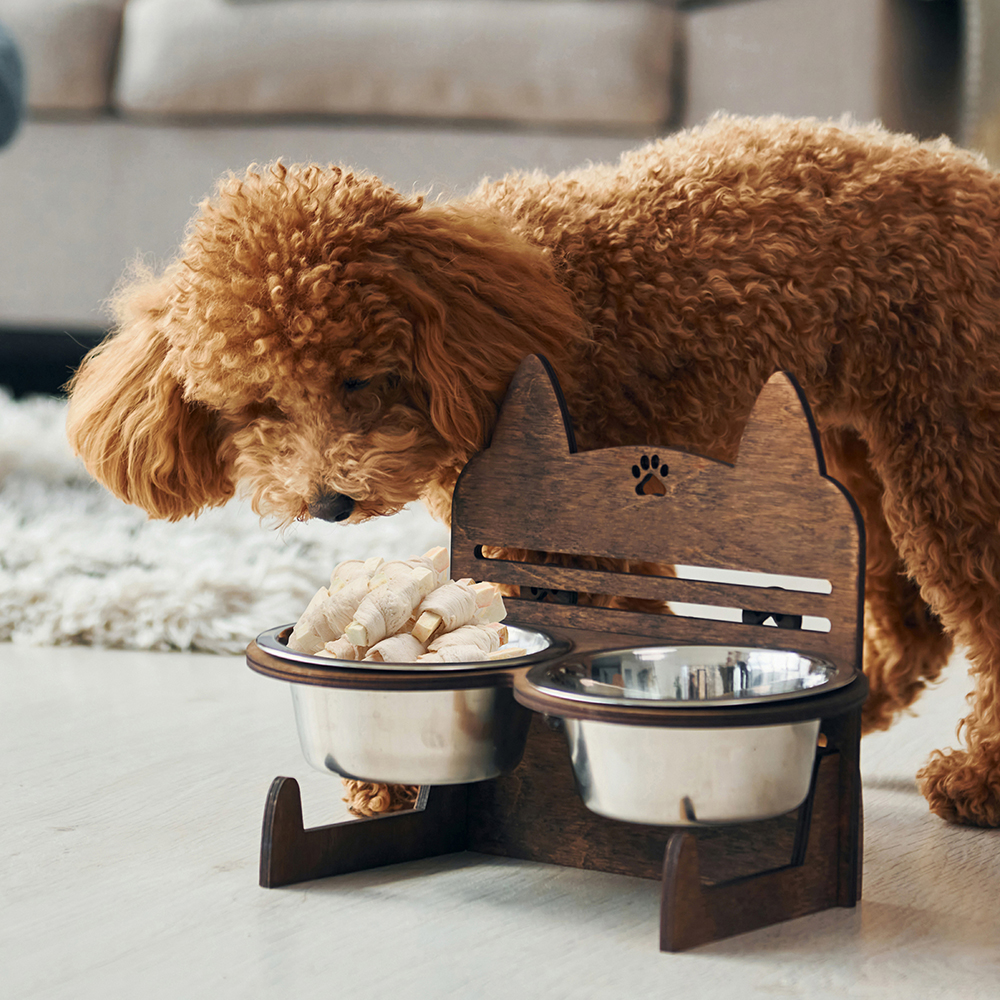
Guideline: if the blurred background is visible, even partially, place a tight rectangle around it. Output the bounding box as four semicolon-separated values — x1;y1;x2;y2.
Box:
0;0;992;399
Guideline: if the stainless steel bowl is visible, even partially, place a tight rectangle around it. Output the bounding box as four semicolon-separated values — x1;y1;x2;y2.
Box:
251;624;569;785
521;645;857;826
291;682;531;784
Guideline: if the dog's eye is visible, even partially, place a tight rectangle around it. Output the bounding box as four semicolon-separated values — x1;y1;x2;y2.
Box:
342;377;371;393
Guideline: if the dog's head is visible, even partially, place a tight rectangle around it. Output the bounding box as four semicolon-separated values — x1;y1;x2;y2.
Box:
66;163;583;524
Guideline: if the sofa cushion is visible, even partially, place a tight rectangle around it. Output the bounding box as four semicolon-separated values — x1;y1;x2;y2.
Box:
113;0;675;127
680;0;960;137
0;0;126;111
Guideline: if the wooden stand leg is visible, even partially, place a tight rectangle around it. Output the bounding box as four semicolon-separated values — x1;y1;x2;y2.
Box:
659;745;861;951
259;777;470;888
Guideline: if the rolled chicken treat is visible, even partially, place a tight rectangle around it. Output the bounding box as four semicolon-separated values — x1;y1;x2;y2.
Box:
365;632;427;663
319;636;365;660
418;641;526;664
370;562;435;600
489;646;527;660
411;580;502;642
427;622;508;653
374;546;448;587
474;588;507;625
376;560;415;583
345;566;435;646
418;644;489;663
289;560;383;652
288;586;337;653
330;555;384;591
320;574;374;637
418;545;450;585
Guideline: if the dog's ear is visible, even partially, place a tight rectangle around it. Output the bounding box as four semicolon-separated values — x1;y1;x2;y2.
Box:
394;205;586;458
66;304;235;520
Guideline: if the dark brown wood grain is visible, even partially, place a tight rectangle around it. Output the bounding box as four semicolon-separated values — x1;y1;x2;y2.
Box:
450;355;864;672
660;751;843;951
503;598;852;665
475;556;838;617
259;778;469;888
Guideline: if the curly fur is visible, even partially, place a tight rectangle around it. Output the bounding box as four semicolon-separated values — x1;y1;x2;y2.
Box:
67;115;1000;825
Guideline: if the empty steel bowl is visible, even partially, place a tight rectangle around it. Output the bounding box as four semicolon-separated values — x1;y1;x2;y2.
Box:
519;645;860;826
249;624;569;785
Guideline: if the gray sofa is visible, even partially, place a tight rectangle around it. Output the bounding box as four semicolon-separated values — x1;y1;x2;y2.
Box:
0;0;974;393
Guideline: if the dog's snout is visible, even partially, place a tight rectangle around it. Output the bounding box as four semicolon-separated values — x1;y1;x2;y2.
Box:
308;491;355;522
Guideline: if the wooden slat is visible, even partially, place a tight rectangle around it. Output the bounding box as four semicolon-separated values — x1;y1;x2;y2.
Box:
458;553;837;619
502;598;855;667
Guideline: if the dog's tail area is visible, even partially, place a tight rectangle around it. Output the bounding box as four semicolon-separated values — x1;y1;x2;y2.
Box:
65;278;234;520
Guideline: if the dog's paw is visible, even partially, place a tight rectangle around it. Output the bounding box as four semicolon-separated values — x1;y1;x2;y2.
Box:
632;453;668;496
917;749;1000;826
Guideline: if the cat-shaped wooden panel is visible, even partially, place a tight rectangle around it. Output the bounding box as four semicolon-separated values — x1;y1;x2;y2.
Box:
450;355;864;669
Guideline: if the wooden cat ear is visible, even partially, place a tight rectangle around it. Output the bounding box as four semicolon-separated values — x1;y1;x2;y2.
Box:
736;371;827;478
487;354;578;457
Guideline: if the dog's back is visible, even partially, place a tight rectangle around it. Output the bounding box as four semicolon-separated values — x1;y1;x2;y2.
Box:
466;115;1000;462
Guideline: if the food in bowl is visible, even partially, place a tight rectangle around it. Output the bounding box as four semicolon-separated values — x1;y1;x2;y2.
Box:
286;547;525;664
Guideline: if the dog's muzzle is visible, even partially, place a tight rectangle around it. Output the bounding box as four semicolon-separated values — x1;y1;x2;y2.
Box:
307;491;355;522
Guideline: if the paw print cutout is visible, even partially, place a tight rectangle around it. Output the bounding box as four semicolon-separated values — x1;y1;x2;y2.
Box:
632;453;668;496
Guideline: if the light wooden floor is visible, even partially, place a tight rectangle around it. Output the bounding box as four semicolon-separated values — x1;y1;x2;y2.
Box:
3;642;998;999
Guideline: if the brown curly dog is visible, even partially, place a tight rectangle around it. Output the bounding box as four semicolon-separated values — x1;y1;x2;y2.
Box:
67;115;1000;826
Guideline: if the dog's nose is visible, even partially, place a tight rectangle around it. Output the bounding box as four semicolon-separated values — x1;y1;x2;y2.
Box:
307;491;355;522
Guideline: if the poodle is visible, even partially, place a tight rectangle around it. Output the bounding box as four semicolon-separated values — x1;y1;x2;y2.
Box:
66;115;1000;826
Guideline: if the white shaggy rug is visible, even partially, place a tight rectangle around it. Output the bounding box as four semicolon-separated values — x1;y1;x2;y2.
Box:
0;391;449;654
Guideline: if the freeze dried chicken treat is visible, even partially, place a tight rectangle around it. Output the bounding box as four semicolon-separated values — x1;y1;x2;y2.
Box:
411;579;503;642
418;644;526;663
315;636;364;660
329;555;383;588
344;565;435;647
287;573;372;653
365;632;427;663
427;622;508;653
378;547;449;587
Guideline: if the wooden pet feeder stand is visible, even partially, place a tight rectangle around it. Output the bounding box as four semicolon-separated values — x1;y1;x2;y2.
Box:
246;355;867;952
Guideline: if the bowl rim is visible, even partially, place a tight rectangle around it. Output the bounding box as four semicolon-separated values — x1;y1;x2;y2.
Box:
253;623;571;673
524;644;856;710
